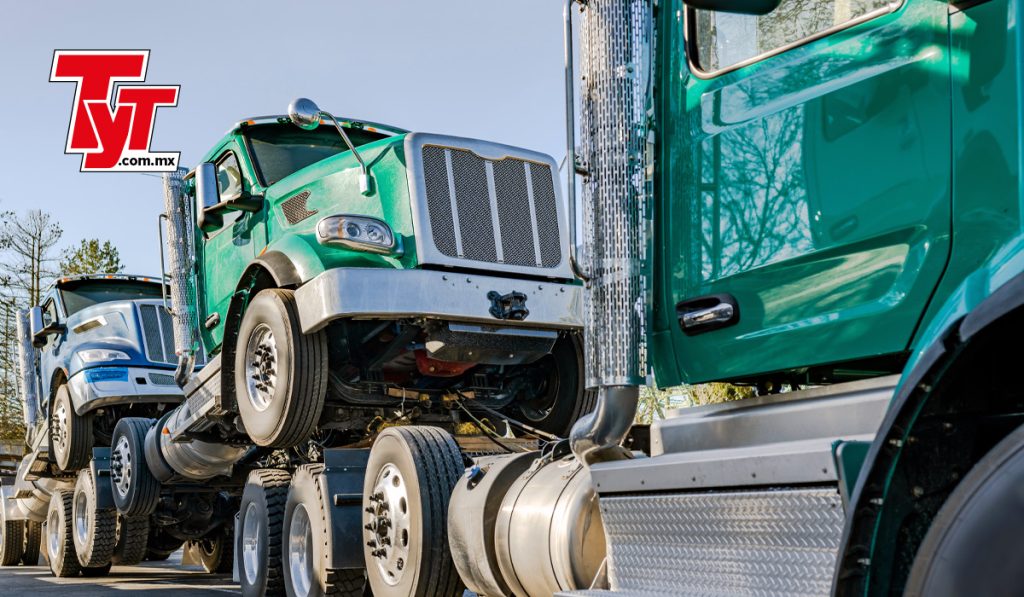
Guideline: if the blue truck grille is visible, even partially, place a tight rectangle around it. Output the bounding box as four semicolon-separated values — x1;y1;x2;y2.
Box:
421;145;562;269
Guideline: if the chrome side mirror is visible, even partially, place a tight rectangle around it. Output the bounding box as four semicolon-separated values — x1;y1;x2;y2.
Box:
288;98;322;130
286;97;373;195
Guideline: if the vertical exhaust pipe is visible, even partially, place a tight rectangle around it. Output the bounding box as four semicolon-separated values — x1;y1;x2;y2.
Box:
16;309;39;437
570;0;651;465
160;167;200;387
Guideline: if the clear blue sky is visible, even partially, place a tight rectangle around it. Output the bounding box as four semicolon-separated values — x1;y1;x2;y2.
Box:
0;0;571;276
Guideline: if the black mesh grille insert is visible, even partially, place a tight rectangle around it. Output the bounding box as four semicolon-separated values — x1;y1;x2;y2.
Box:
422;146;458;257
138;304;166;363
281;191;316;225
420;144;562;270
529;164;562;267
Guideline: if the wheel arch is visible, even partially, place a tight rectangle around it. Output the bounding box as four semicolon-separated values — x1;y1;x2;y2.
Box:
834;270;1024;595
46;368;69;416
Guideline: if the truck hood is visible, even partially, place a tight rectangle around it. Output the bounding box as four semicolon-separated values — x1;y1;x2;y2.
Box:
63;299;180;375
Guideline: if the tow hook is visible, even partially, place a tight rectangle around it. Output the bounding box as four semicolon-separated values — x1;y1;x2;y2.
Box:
488;291;530;321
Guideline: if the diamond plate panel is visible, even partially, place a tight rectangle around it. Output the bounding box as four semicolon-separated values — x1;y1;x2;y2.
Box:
600;488;844;596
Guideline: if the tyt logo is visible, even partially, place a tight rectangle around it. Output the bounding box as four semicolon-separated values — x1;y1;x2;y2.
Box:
50;50;180;172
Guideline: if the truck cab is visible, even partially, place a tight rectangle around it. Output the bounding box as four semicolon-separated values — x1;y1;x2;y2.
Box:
26;274;188;472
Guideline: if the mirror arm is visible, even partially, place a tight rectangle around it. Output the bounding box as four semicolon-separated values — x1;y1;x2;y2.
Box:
319;111;373;196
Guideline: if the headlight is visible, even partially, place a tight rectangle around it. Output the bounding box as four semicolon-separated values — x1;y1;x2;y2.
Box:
78;349;130;363
316;215;398;254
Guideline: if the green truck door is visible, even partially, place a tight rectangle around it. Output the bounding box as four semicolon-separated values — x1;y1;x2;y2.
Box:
652;0;953;385
197;147;260;350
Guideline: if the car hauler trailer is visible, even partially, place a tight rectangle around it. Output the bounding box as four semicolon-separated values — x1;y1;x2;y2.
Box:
0;275;236;577
110;0;1024;592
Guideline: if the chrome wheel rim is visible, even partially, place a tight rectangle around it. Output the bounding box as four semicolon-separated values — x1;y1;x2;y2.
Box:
242;502;261;585
74;491;88;546
52;401;68;455
365;463;411;586
47;509;60;560
111;435;132;498
244;323;278;412
288;504;314;596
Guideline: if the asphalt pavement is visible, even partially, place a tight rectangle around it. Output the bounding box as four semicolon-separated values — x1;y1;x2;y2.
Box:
0;550;240;595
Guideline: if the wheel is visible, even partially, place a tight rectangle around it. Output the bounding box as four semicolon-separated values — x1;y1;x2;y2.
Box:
22;520;42;565
363;426;464;597
81;562;112;577
49;384;93;472
46;489;81;577
110;417;160;516
905;423;1024;596
235;289;328;448
238;468;291;596
285;464;366;597
145;525;183;561
72;467;116;567
185;532;233;574
503;335;594;437
111;514;149;566
0;498;25;566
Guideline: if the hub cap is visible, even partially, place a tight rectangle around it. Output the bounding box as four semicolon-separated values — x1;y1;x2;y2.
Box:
52;402;69;455
111;435;132;498
365;463;411;586
74;491;89;546
242;502;261;585
47;509;60;560
288;504;314;596
244;323;278;412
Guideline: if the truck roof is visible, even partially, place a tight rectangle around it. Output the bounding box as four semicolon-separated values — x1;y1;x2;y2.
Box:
49;273;164;291
229;115;409;138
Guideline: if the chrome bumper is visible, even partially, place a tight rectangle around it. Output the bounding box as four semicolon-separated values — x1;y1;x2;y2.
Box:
294;268;583;333
68;366;184;415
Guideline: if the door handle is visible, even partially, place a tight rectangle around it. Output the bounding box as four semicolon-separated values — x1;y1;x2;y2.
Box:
676;294;740;335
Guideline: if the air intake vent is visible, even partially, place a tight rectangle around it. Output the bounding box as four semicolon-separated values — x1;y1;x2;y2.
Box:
282;190;317;225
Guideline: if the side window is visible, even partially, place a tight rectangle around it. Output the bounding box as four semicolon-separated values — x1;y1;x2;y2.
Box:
216;152;243;201
692;0;896;73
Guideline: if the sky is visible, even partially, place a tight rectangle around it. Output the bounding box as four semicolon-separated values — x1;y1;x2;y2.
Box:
0;0;573;277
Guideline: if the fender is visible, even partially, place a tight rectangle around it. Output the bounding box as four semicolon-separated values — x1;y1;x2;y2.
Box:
834;267;1024;595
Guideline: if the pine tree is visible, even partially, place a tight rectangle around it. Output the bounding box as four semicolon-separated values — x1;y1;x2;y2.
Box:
59;238;125;276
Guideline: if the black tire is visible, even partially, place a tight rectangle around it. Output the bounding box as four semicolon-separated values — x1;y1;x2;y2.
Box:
22;520;42;565
0;503;25;566
185;532;233;574
235;289;327;448
46;489;81;577
905;423;1024;596
285;464;366;597
504;334;594;437
111;417;160;516
237;469;291;596
81;562;112;577
72;467;117;567
363;426;464;597
50;384;93;472
111;514;149;566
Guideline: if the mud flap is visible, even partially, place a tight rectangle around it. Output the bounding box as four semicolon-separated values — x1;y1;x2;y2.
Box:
89;447;114;511
321;448;370;570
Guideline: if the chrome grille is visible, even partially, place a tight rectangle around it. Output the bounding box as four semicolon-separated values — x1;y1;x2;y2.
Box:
411;134;570;278
138;302;204;366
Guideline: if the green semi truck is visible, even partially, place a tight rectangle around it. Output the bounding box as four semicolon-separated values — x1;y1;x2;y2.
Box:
99;0;1024;593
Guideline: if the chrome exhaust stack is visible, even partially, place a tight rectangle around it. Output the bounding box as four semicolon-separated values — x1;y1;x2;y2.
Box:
16;309;40;438
160;167;200;387
571;0;651;465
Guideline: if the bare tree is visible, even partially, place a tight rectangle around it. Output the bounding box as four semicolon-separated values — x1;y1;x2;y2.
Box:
0;210;63;307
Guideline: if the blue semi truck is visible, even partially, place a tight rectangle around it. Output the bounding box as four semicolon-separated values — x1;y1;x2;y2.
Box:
0;274;231;577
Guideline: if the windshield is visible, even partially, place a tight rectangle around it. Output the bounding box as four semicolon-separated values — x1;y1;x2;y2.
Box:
245;123;388;186
59;281;164;316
